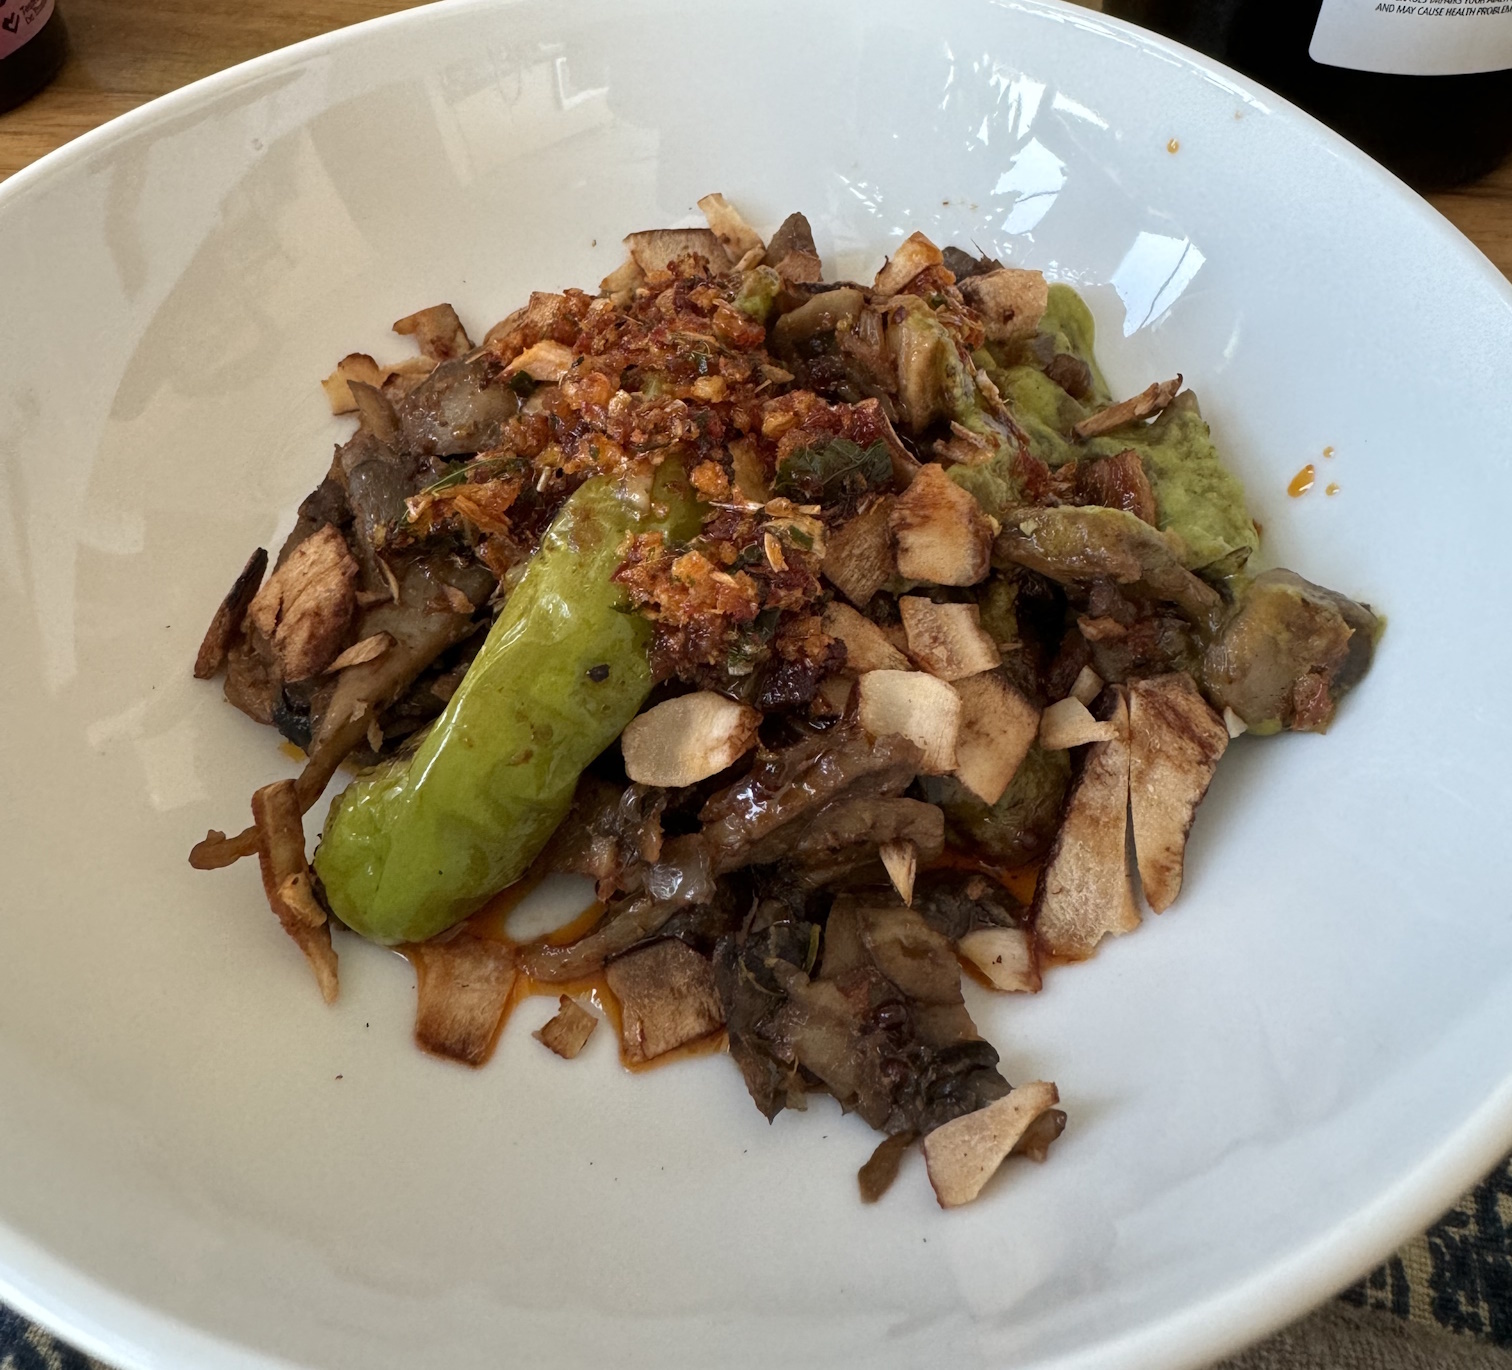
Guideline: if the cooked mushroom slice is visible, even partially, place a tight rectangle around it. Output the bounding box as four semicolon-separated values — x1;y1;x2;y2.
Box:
1200;568;1379;734
1072;376;1183;441
246;524;360;682
891;464;993;587
194;547;268;680
994;505;1221;629
533;995;599;1060
624;227;733;275
822;601;911;674
952;670;1039;805
957;927;1040;994
822;497;897;607
410;933;517;1067
620;692;761;787
504;339;574;384
1039;696;1119;750
320;353;385;415
874;231;944;295
922;1080;1062;1208
880;839;918;906
1128;673;1229;913
325;631;393;673
1012;1106;1067;1162
857;670;961;774
958;268;1049;346
697;192;764;261
858;1131;917;1204
599;256;645;307
900;597;1001;681
1034;687;1141;960
605;938;725;1064
763;211;823;283
392;303;472;363
250;780;338;1004
1076;448;1157;525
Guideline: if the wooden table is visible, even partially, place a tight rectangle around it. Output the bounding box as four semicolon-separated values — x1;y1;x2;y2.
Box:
1;0;1508;279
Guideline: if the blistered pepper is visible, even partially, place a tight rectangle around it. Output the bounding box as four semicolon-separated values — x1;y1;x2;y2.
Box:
314;464;700;944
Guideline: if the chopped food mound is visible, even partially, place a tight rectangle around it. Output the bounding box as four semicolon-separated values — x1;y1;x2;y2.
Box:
190;195;1379;1208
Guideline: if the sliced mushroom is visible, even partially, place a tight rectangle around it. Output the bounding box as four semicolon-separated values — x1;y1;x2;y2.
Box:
392;303;472;362
194;547;268;680
1128;673;1229;913
922;1080;1062;1208
857;670;961;774
410;933;518;1067
874;231;944;295
1039;696;1119;750
624;227;733;275
890;464;993;587
899;597;1001;681
698;192;764;260
1073;376;1183;441
246;523;359;682
952;670;1040;805
763;212;823;284
822;601;911;674
620;692;761;787
1034;686;1141;960
959;269;1049;346
599;256;645;306
250;780;338;1004
957;927;1040;994
822;497;897;607
605;939;725;1064
533;995;599;1060
858;1131;917;1204
320;353;385;415
505;340;574;384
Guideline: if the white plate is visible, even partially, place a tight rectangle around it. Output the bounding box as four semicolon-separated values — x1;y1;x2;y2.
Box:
3;1;1511;1367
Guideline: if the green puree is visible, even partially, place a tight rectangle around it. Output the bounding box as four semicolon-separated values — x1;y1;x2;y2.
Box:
956;283;1259;578
314;465;701;945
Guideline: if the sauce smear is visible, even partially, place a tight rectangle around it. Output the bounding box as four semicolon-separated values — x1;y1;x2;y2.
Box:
1288;464;1316;497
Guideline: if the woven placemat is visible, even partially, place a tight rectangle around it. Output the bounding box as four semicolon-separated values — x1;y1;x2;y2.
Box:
7;1155;1512;1369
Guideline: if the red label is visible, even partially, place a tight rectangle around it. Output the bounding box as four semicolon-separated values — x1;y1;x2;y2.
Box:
0;0;54;60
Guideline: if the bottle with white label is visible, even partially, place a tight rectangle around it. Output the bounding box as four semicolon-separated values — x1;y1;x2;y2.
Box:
0;0;67;114
1103;0;1512;189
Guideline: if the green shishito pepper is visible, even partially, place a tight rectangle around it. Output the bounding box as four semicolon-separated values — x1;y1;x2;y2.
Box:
314;465;700;945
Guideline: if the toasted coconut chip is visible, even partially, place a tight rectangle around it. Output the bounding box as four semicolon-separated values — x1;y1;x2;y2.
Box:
599;255;645;306
1034;687;1140;961
958;927;1040;994
624;227;734;275
605;939;725;1064
1070;665;1105;707
952;671;1040;805
1223;706;1249;738
247;524;359;682
194;547;268;680
1129;673;1229;913
959;268;1049;346
890;464;992;587
250;780;338;1004
900;597;1001;681
923;1080;1061;1208
1039;696;1119;750
533;995;599;1060
698;192;764;260
822;497;897;607
392;303;472;362
1013;1107;1067;1162
320;353;384;415
858;1131;917;1204
880;839;918;906
325;631;393;673
1073;376;1183;441
621;692;761;788
505;339;575;384
857;669;961;774
822;601;911;674
935;421;996;467
874;230;945;295
410;933;517;1067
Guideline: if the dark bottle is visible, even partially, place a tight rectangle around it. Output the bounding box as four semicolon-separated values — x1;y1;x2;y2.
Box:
1103;0;1512;190
0;0;67;114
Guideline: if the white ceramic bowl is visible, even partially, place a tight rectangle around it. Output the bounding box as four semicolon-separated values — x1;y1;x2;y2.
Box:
3;2;1511;1367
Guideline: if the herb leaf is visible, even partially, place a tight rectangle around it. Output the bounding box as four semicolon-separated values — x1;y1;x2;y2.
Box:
773;438;891;504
